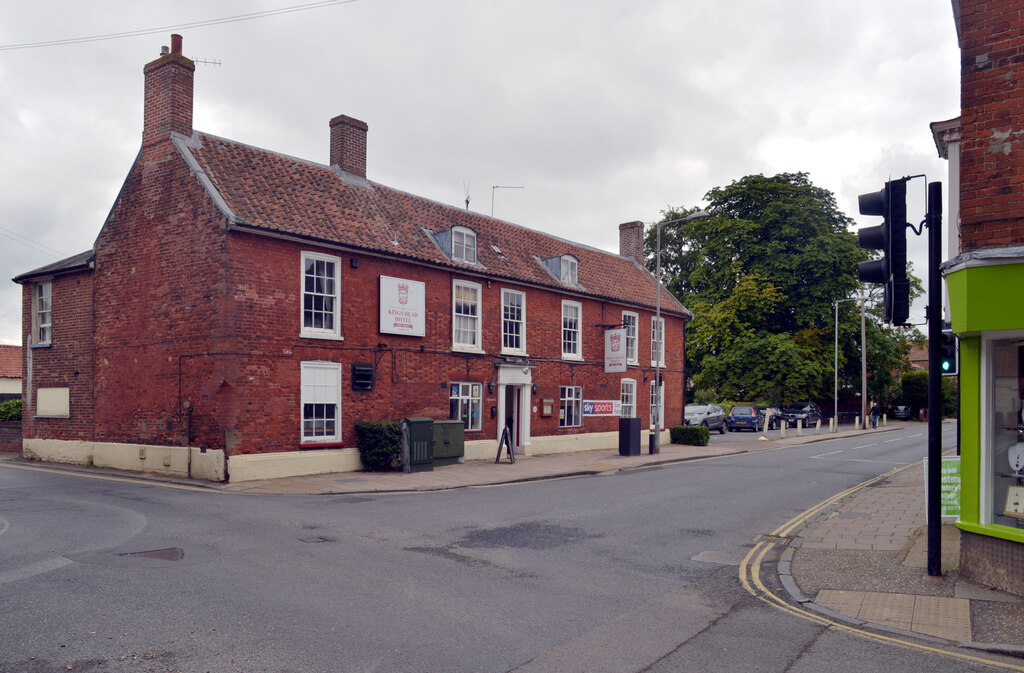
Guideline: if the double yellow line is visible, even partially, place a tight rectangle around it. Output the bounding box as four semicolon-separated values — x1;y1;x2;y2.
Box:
739;462;1024;671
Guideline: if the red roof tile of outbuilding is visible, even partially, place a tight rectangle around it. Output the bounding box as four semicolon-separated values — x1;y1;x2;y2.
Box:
0;345;21;378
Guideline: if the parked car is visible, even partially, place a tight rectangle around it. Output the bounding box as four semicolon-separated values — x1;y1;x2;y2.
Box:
781;402;822;429
684;404;727;434
759;406;783;430
891;405;914;420
728;405;762;432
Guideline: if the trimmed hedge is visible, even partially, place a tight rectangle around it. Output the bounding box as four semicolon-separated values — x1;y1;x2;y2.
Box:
355;421;402;471
670;425;709;446
0;399;21;422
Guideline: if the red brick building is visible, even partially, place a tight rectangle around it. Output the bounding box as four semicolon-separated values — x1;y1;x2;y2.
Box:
14;36;691;482
932;0;1024;595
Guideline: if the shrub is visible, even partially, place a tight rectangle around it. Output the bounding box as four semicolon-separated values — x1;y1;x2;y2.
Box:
670;425;709;446
0;399;21;422
355;421;402;471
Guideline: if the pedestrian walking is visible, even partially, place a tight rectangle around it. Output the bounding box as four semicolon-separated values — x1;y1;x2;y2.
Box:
870;401;880;429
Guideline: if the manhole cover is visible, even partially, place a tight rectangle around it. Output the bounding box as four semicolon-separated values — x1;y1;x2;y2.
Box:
117;547;185;561
300;535;334;544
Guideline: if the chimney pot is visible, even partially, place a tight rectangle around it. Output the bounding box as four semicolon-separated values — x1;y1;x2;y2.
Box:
171;34;183;55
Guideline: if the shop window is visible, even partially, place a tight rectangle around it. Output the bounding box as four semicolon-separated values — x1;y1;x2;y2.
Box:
450;382;482;431
560;385;582;427
989;338;1024;528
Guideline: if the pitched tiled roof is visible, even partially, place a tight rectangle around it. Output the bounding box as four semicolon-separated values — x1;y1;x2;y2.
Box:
179;132;689;317
0;345;21;378
12;250;94;284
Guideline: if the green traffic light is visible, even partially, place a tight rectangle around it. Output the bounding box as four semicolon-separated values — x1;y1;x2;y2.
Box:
942;361;950;371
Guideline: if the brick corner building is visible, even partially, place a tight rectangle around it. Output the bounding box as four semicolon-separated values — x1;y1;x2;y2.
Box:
933;1;1024;596
13;36;692;483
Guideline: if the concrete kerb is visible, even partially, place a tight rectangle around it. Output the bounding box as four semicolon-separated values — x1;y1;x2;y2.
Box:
0;422;925;496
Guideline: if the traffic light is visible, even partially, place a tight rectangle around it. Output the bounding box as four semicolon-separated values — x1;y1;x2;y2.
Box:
940;329;958;375
857;178;909;325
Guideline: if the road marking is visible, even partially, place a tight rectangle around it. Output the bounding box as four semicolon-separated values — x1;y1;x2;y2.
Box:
0;516;8;538
811;450;843;459
883;437;903;444
739;462;1024;673
908;433;924;438
848;458;909;464
852;444;877;450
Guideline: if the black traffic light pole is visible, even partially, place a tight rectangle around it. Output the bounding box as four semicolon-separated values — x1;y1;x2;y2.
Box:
926;181;942;577
858;176;942;576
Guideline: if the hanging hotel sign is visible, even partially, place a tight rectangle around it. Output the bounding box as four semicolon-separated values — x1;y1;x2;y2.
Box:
379;276;425;336
604;328;627;373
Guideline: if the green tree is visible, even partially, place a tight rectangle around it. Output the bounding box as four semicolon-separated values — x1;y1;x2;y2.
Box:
649;172;914;406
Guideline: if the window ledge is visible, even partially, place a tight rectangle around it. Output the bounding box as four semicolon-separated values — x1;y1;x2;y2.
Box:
501;350;529;357
34;415;69;420
30;343;52;349
300;441;345;449
299;332;345;342
452;345;486;354
561;354;583;361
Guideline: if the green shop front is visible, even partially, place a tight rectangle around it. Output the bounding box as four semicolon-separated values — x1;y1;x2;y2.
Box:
945;248;1024;595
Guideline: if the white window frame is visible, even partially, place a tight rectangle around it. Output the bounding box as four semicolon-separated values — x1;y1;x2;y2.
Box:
651;316;665;367
501;289;527;355
622;311;638;365
453;279;483;352
300;252;342;340
560;385;582;428
449;382;483;431
650;380;665;430
560;255;578;285
452;226;478;265
561;300;582;360
620;378;636;418
300;361;342;443
32;281;52;346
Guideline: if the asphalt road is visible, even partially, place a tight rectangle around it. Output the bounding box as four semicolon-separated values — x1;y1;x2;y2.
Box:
2;423;1004;673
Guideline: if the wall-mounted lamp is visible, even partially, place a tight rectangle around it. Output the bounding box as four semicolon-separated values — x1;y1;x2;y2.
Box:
488;381;495;394
532;383;538;395
441;381;448;390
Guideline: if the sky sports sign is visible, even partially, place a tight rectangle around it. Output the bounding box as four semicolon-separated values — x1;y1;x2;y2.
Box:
583;400;621;416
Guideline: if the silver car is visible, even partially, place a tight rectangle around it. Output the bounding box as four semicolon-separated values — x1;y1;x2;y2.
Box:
684;404;727;434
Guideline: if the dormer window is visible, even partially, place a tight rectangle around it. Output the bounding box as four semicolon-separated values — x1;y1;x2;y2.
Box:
560;255;578;285
452;227;477;265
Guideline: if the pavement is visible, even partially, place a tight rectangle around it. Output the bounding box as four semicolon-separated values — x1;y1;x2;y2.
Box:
3;419;1022;659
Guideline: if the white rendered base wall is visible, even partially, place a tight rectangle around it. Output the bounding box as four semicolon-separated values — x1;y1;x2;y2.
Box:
23;439;225;482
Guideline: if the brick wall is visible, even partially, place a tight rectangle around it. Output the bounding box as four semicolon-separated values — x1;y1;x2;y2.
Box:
21;271;95;442
213;231;686;453
0;421;20;452
91;138;232;450
958;0;1024;251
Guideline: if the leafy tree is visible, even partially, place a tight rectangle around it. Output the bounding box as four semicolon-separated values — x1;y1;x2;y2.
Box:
899;369;929;413
649;172;917;407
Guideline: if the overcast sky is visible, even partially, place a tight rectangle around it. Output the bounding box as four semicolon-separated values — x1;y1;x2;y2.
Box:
0;0;960;346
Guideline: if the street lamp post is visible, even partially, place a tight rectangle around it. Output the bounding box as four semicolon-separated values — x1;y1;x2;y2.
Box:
834;296;866;432
652;211;710;454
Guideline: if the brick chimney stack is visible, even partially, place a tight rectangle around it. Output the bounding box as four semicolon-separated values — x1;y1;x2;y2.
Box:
143;34;195;149
330;115;368;178
619;221;645;264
